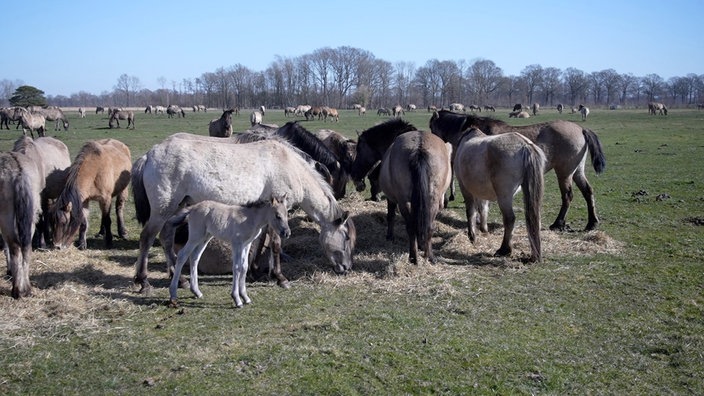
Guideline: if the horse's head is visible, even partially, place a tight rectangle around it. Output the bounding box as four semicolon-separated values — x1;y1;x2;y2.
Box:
62;119;70;131
320;211;356;275
49;200;81;250
268;194;291;240
349;135;377;191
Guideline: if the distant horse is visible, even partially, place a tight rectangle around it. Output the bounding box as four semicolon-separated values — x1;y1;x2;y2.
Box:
304;106;322;120
429;110;606;231
48;139;132;250
379;131;452;264
250;110;263;126
96;106;105;114
131;134;356;293
406;104;417;112
377;107;391;116
483;105;496;112
108;109;135;129
449;103;465;112
259;105;266;116
468;104;482;112
165;196;290;308
145;105;153;114
556;104;564;114
12;136;71;249
208;108;235;138
648;102;667;115
509;110;530;118
78;107;86;118
454;128;545;262
295;105;311;116
532;103;540;116
0;151;43;298
513;104;524;111
14;107;46;138
198;105;207;112
33;107;69;131
323;107;339;122
393;105;405;117
427;105;438;112
284;107;296;117
155;105;166;114
579;105;590;121
0;107;21;129
167;105;186;118
349;118;418;201
358;106;366;116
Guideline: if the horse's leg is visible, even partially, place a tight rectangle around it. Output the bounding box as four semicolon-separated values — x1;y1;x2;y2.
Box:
187;238;212;299
399;206;418;264
7;240;32;298
98;199;114;249
268;228;290;288
478;199;489;233
549;171;574;231
78;206;90;250
168;236;208;304
115;189;128;239
385;200;397;241
134;218;165;293
460;186;478;243
368;166;382;201
495;195;516;257
238;242;254;305
159;227;190;289
572;169;599;231
231;243;252;308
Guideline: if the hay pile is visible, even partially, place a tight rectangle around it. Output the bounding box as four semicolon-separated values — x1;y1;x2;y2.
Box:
0;191;622;345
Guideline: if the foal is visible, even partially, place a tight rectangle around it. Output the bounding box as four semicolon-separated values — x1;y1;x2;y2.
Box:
165;195;290;308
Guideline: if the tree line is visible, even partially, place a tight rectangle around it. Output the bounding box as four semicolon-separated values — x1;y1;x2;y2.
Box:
3;46;702;110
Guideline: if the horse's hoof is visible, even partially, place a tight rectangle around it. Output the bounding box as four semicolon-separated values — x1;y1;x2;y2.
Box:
278;280;291;289
493;247;511;257
178;277;190;289
136;283;153;296
168;299;179;308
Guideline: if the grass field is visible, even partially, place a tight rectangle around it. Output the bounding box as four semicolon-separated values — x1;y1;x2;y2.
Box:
0;107;703;394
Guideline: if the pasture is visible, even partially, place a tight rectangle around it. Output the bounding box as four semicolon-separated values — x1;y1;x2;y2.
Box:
0;106;703;394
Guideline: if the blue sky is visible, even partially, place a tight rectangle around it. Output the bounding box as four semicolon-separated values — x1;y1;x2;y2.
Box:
5;0;702;97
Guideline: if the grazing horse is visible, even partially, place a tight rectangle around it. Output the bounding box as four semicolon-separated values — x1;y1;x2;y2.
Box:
429;110;606;231
48;139;132;250
427;105;438;112
556;103;564;114
532;103;540;116
96;106;106;114
483;105;496;112
406;104;417;112
145;105;153;114
259;105;266;116
648;102;668;115
164;196;290;308
579;104;590;121
155;105;166;114
0;107;21;129
358;106;366;116
316;128;357;198
468;104;482;112
377;107;391;116
108;109;135;129
323;107;339;122
392;105;405;117
0;151;43;298
304;106;322;120
12;136;72;249
14;107;45;138
78;107;86;118
379;131;452;264
33;107;69;131
131;134;356;293
295;105;311;116
250;110;263;126
167;105;186;118
284;106;296;117
454;128;545;262
349;118;418;201
198;105;207;112
208;108;235;138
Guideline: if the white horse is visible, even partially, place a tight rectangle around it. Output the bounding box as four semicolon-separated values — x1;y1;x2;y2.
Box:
250;110;263;126
14;107;46;138
131;133;357;293
579;105;590;121
165;196;290;308
78;107;86;118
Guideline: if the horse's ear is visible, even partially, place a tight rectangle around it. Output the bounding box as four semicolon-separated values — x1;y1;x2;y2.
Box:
63;201;72;213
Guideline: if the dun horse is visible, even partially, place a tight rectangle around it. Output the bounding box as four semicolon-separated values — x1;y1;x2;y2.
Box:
131;133;356;293
14;107;46;138
164;196;290;308
208;108;236;137
454;128;546;262
0;151;43;298
379;131;452;264
430;110;606;231
108;109;135;129
49;139;132;250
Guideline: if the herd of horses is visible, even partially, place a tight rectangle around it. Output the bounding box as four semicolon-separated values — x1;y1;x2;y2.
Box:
0;106;609;308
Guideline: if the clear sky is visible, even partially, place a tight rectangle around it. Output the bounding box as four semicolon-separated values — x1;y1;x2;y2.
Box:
5;0;702;97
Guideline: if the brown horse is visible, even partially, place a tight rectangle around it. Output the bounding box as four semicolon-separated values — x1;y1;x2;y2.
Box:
429;110;606;231
48;139;132;250
316;128;357;198
0;151;43;298
108;109;135;129
349;118;418;201
454;128;545;262
379;131;452;264
208;108;235;137
12;136;72;249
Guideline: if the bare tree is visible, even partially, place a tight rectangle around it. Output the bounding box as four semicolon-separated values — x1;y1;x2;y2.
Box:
311;47;334;105
641;73;665;102
540;67;562;105
467;59;503;105
618;73;639;105
114;74;141;107
520;65;543;105
563;67;588;105
600;69;622;106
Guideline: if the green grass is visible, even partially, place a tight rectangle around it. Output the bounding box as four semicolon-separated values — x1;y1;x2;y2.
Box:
1;107;703;395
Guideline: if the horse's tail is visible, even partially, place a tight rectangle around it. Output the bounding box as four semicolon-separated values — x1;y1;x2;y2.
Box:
582;128;606;174
131;154;151;225
13;158;36;251
161;206;191;251
410;149;432;248
521;143;545;262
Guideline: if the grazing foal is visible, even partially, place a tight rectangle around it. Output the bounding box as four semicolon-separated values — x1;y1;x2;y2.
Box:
166;195;290;308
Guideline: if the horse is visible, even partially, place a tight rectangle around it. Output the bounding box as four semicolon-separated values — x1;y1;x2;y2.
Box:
392;105;405;117
145;105;153;114
532;103;540;116
449;103;465;112
429;110;606;231
358;106;366;116
284;106;296;117
349;118;418;201
14;107;46;138
167;105;186;118
208;108;235;138
509;110;530;118
406;104;417;112
295;105;311;116
579;105;590;121
377;107;391;116
454;128;546;262
513;104;524;111
468;104;482;112
95;106;105;114
427;105;438;112
379;131;452;264
33;107;69;131
78;107;86;118
108;109;135;129
155;105;166;114
316;128;356;198
259;105;266;116
323;107;339;122
648;102;668;115
483;105;496;112
556;104;564;114
0;107;21;129
304;106;322;120
12;136;72;249
0;151;43;298
164;195;291;308
48;139;132;250
198;105;207;112
250;110;263;126
131;133;356;293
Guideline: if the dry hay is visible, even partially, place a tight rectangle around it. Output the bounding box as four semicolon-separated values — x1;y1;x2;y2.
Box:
0;191;622;346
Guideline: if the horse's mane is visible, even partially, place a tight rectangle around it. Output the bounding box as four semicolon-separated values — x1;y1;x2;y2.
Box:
12;136;34;153
275;122;340;170
59;141;102;210
359;118;417;146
